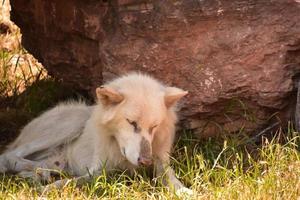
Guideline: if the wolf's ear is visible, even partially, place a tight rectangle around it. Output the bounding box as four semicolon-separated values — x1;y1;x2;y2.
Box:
164;87;188;108
96;86;124;106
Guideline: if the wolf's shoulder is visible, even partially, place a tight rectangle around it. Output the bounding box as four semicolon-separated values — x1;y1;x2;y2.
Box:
55;100;91;110
38;100;94;120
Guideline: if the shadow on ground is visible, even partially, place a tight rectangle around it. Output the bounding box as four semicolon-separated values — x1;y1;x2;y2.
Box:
0;79;88;151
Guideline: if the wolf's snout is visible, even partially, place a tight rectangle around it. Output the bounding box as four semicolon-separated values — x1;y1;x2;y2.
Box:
138;156;152;166
139;137;152;166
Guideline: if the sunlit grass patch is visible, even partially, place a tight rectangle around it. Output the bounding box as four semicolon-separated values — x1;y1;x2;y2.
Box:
172;129;300;199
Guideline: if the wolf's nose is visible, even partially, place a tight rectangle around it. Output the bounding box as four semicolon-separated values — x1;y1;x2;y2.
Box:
138;156;152;166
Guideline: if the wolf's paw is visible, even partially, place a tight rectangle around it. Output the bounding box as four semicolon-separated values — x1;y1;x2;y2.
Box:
18;169;51;182
0;164;7;172
41;178;71;193
175;187;194;197
35;168;52;182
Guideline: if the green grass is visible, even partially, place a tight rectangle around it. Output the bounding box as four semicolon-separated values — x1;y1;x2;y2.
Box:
0;129;299;200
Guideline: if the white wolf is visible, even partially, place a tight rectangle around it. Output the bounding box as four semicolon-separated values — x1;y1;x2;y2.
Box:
0;73;190;193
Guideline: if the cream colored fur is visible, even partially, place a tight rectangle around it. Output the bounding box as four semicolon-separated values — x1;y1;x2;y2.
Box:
0;73;191;194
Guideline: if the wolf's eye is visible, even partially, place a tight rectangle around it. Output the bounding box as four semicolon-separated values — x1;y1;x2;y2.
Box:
126;119;139;133
149;125;158;135
127;119;137;127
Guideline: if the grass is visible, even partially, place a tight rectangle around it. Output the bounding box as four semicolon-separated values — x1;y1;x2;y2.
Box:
0;128;299;199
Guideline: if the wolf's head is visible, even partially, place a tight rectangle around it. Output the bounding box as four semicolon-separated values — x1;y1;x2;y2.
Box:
95;73;188;166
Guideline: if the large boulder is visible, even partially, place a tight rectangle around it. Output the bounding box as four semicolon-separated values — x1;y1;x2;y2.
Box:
10;0;300;137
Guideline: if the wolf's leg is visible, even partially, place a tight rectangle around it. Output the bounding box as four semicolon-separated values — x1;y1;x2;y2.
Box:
154;158;184;189
41;165;102;192
18;169;51;182
17;154;67;182
0;154;38;172
152;129;184;190
41;173;95;192
6;134;68;158
0;155;7;172
154;158;193;195
0;153;52;181
152;128;193;195
1;132;70;173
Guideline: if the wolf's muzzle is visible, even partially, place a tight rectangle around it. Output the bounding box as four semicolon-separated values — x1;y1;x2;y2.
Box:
139;137;152;166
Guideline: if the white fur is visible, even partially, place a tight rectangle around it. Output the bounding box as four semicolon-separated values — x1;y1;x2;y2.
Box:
0;73;190;193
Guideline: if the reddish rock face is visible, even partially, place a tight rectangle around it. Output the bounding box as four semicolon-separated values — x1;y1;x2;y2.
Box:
10;0;300;137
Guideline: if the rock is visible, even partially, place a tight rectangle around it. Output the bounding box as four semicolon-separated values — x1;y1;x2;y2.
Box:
0;23;11;34
9;0;300;137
